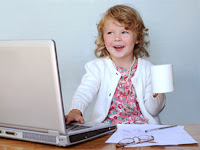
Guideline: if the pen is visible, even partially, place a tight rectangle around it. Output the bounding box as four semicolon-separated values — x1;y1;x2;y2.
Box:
145;125;177;133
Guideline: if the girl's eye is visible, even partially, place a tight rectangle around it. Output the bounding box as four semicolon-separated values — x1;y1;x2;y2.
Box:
122;31;128;34
107;32;113;35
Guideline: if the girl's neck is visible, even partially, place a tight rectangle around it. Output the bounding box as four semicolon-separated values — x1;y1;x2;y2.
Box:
111;56;137;69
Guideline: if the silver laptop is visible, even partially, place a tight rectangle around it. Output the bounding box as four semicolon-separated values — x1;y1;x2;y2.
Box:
0;40;116;146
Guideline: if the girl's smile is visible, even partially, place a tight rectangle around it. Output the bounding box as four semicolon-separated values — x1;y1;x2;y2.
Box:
113;45;125;51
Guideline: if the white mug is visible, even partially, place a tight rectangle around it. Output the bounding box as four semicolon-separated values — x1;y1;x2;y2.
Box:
151;64;174;93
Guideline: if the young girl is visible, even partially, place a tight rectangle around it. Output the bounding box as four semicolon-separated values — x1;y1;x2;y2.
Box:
65;4;166;125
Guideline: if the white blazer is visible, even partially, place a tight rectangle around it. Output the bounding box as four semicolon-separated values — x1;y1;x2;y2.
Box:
70;57;166;124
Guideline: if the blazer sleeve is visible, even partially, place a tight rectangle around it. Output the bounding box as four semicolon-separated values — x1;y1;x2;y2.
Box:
143;63;166;117
70;60;101;114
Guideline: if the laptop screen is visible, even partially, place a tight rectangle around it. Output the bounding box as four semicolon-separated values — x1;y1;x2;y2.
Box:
0;40;66;134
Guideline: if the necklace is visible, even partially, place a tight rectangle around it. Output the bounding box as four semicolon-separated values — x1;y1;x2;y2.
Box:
113;56;136;84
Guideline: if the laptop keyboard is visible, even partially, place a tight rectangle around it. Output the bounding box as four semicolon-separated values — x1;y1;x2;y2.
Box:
66;124;91;131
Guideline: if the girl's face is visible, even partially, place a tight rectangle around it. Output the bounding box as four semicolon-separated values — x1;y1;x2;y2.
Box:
103;18;138;64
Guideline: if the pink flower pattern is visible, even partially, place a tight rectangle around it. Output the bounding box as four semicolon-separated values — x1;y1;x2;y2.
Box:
103;65;147;124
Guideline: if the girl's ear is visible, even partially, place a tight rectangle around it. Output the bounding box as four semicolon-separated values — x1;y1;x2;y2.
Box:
135;40;139;44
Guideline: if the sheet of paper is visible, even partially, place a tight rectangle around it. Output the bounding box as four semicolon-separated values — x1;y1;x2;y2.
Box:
106;124;198;147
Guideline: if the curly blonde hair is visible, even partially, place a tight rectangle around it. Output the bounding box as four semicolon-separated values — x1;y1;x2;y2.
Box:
95;5;149;58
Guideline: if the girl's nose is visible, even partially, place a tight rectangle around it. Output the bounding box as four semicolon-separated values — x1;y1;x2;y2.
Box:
114;33;122;41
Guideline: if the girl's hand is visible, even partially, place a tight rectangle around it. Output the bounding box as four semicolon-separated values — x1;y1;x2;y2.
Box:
65;109;84;124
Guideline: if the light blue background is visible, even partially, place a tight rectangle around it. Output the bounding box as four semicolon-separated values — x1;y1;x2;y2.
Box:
1;0;200;124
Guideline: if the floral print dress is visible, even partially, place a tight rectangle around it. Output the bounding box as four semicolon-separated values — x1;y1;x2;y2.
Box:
103;64;147;124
